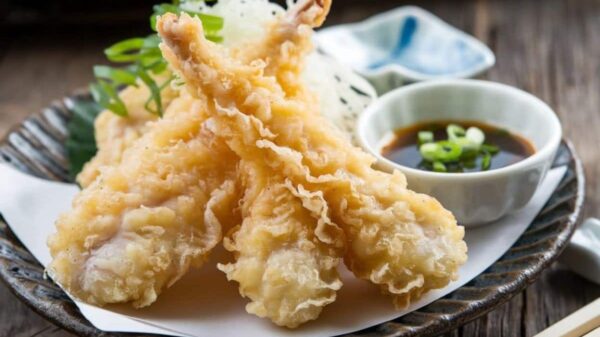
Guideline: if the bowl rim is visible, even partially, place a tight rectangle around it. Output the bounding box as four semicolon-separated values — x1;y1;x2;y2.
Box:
357;79;563;180
317;6;496;81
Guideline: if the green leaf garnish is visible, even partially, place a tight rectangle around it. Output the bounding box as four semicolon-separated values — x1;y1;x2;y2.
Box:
90;80;128;116
104;38;147;63
66;99;103;180
68;0;225;179
150;3;224;42
93;66;138;86
90;0;224;117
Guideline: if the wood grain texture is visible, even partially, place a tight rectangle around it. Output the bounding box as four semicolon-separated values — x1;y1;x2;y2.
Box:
0;0;598;336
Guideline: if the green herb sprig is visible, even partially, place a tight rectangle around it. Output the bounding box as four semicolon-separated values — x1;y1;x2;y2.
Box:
68;1;224;180
90;1;224;117
418;124;500;173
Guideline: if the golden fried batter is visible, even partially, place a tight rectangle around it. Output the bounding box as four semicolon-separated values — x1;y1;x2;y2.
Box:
48;96;240;307
53;1;349;321
78;0;324;188
219;161;344;328
77;73;179;187
158;9;467;313
219;1;349;327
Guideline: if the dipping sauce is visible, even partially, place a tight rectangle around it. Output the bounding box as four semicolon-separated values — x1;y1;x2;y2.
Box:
381;120;536;173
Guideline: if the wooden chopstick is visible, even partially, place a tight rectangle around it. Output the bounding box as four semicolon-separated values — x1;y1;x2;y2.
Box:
535;298;600;337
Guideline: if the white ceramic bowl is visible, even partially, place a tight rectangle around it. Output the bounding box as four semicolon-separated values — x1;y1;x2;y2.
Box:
357;80;562;226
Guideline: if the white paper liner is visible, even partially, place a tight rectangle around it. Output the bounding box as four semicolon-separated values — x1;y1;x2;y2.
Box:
0;164;566;336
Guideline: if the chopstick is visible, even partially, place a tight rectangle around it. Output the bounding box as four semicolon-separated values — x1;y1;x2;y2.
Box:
534;298;600;337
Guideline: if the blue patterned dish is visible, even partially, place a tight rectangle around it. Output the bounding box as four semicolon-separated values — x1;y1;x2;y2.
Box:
317;6;495;92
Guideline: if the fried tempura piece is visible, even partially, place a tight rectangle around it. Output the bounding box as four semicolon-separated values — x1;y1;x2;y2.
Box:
219;161;344;328
78;0;323;188
235;0;330;99
126;1;343;327
55;0;342;314
158;10;467;310
77;73;179;187
48;96;240;307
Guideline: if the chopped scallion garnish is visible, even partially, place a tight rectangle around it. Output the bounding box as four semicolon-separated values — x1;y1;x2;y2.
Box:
466;127;485;146
420;143;439;162
481;152;492;170
418;131;434;144
90;0;224;117
417;123;500;173
481;144;500;154
447;124;466;140
433;161;447;172
435;141;463;162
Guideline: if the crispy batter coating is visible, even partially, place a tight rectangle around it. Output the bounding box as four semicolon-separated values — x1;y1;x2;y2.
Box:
158;9;467;313
136;0;344;328
48;97;240;307
222;1;347;327
52;0;466;326
78;0;322;188
218;162;344;328
235;0;330;100
55;1;347;322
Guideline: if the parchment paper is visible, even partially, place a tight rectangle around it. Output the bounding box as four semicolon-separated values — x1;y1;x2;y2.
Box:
0;164;566;336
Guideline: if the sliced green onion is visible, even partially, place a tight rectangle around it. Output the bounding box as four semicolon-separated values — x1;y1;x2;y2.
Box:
435;140;463;162
151;3;225;33
481;144;500;155
433;161;447;172
419;143;439;162
137;67;164;116
91;1;224;117
447;124;466;140
206;34;224;43
453;137;479;154
93;66;138;86
418;131;434;144
90;81;127;117
481;152;492;170
195;13;225;31
414;122;501;173
419;140;463;163
463;159;476;169
466;127;485;146
104;38;146;62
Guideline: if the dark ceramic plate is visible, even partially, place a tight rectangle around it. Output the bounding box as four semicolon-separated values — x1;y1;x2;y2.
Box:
0;92;585;337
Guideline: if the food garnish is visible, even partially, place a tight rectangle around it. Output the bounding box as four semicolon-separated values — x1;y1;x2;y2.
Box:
48;0;467;329
418;123;500;172
91;1;224;117
67;1;224;179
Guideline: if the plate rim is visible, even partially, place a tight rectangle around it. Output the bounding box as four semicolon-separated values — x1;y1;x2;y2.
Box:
0;94;585;337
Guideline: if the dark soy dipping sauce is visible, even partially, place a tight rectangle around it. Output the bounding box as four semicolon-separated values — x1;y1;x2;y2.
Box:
381;120;536;173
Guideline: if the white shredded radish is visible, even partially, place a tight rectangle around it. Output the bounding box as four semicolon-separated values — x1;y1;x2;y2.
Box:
179;0;372;137
181;0;285;47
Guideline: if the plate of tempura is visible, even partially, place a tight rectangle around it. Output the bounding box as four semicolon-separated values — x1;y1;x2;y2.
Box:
0;1;584;336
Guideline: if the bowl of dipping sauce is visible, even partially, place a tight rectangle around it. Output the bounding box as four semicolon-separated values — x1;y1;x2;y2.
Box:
357;79;562;226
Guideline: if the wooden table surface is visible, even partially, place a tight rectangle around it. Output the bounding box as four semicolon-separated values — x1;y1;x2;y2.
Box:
1;0;599;336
